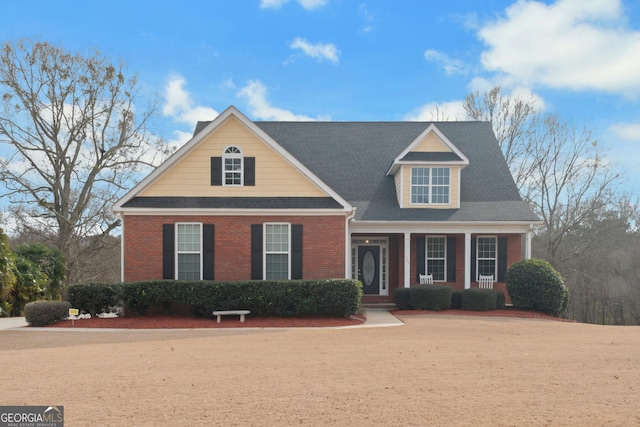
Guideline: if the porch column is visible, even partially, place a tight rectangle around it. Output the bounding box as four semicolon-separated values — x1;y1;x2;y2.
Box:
464;232;472;289
404;232;411;288
525;231;533;259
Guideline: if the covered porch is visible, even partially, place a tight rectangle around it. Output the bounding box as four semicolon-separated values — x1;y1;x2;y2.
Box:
348;224;533;304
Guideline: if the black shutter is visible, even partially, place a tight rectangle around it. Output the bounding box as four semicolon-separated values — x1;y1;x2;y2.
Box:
498;237;508;282
416;236;425;282
211;157;222;186
447;237;456;283
203;224;215;280
291;224;303;279
471;237;476;282
162;224;175;279
244;157;255;186
251;224;263;280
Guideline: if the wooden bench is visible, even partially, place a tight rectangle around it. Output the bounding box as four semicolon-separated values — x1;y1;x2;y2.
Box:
212;310;250;323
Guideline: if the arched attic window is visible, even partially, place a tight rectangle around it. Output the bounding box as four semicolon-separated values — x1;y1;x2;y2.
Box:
223;145;243;186
210;146;255;187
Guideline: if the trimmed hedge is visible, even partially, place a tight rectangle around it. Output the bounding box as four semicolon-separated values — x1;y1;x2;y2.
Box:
66;282;123;316
67;279;362;318
408;284;453;311
24;301;71;327
496;290;506;309
451;290;463;309
393;288;412;310
462;288;498;311
505;259;568;316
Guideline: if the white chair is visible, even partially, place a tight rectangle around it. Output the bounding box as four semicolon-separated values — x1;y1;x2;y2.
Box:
419;274;433;285
478;275;494;289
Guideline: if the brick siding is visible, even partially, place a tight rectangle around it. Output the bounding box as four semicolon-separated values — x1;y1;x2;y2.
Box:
123;215;346;282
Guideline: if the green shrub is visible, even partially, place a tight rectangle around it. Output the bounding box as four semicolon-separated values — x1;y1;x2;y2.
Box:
451;290;463;309
462;288;497;311
117;279;362;317
24;300;71;327
66;283;123;316
505;259;568;316
496;291;506;309
394;288;412;310
409;284;453;311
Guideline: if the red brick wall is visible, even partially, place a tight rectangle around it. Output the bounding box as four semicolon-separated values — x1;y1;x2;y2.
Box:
123;215;346;282
407;234;523;289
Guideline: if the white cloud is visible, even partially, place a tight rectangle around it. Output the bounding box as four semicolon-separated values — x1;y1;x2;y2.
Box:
237;80;329;121
290;38;340;63
478;0;640;95
163;130;195;153
404;101;467;121
162;74;219;126
260;0;327;10
424;49;467;76
610;123;640;141
358;4;375;33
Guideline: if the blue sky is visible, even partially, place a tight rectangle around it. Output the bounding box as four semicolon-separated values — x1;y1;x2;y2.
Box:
2;0;640;193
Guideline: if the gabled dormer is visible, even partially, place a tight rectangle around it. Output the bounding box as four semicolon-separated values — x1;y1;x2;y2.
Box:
386;124;469;209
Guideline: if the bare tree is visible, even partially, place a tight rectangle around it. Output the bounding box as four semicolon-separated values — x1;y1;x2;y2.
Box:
463;86;539;190
525;114;620;265
0;39;165;283
464;86;630;323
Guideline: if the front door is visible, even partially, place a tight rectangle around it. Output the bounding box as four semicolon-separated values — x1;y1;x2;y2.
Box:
358;246;380;295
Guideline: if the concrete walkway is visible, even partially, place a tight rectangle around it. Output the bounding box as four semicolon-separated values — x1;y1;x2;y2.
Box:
0;317;28;330
0;309;403;331
350;308;403;329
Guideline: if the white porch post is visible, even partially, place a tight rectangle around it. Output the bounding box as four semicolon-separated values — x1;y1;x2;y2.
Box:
404;232;411;288
525;231;533;260
464;232;472;289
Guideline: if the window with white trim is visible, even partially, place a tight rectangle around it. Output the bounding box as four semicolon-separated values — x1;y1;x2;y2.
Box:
265;223;290;280
476;236;497;280
176;223;202;280
223;146;243;186
426;236;446;281
411;167;450;204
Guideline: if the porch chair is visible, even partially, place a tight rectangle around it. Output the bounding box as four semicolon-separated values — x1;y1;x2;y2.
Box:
419;274;433;285
478;275;494;289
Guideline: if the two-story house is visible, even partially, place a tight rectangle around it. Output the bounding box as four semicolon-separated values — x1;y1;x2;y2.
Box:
113;106;540;303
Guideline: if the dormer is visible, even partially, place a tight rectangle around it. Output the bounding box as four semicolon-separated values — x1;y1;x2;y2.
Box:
386;124;469;209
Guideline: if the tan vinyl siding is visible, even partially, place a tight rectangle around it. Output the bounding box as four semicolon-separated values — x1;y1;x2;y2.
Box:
140;116;327;197
401;165;460;209
413;132;450;152
394;172;403;207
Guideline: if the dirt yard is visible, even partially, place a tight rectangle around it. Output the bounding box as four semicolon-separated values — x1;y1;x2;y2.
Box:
2;313;639;426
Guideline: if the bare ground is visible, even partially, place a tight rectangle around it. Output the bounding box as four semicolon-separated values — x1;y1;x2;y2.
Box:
1;313;639;426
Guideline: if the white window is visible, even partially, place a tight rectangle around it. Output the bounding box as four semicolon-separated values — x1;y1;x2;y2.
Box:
223;146;243;186
476;236;497;280
411;167;450;204
265;223;290;280
426;236;446;281
176;223;202;280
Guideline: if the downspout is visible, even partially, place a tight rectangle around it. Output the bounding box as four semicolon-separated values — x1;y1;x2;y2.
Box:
344;208;357;279
117;212;125;283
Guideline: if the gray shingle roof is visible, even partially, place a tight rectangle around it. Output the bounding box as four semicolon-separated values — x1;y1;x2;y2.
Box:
122;197;343;209
192;120;539;222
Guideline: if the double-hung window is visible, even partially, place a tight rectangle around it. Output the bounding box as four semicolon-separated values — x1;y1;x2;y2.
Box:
476;236;497;280
265;223;290;280
176;223;202;280
426;236;446;281
411;167;450;204
223;146;243;186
